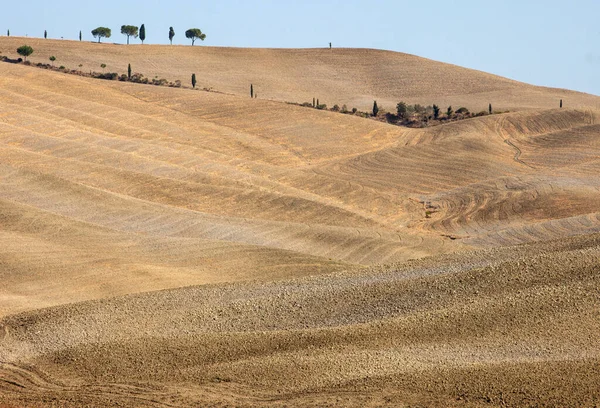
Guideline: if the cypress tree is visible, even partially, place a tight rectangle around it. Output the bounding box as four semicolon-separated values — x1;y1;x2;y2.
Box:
7;29;9;37
433;104;440;120
128;63;132;80
560;99;563;108
169;27;175;45
191;73;196;89
250;84;253;98
317;99;320;107
372;101;379;117
79;30;82;41
313;97;315;108
489;103;492;114
139;24;146;44
44;30;47;39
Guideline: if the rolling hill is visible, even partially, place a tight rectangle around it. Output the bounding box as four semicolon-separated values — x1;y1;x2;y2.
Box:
0;38;599;407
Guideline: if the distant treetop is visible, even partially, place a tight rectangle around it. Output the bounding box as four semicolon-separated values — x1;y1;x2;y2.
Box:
185;28;206;46
91;27;111;43
121;25;138;44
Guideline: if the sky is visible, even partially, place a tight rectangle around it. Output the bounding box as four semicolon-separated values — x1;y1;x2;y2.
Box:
1;0;598;95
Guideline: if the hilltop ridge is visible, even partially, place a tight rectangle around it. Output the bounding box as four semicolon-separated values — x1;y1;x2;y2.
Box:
1;37;597;112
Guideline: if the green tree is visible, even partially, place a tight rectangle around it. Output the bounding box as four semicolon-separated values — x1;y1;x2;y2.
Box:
44;30;47;39
128;63;132;80
139;24;146;44
396;102;408;119
250;84;254;98
7;29;9;37
447;106;454;118
185;28;206;45
79;30;82;41
17;45;33;61
101;63;106;71
91;27;111;43
433;104;440;120
121;25;138;45
191;73;197;89
372;100;379;117
489;103;492;114
49;56;56;66
169;27;175;45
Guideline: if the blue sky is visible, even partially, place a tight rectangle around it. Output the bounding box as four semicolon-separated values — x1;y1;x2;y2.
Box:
2;0;598;95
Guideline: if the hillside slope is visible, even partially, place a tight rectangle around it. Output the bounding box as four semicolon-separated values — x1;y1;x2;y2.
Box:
1;233;599;407
0;43;600;407
1;37;598;111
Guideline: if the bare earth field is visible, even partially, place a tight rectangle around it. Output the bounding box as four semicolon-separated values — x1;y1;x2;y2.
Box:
0;38;599;406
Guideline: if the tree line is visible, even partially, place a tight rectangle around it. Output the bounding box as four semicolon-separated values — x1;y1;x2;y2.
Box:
92;25;206;45
3;26;206;45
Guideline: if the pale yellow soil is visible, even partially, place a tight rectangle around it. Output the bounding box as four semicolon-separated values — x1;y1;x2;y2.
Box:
1;37;598;111
0;41;599;407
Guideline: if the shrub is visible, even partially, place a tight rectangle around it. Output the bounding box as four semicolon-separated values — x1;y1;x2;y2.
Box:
341;104;348;113
352;107;358;114
331;104;340;112
59;65;65;70
301;102;313;107
316;104;328;110
396;101;408;118
414;104;425;113
456;107;469;115
95;72;118;80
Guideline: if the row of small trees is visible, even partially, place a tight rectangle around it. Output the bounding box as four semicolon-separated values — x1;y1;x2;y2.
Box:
7;25;206;45
92;26;205;45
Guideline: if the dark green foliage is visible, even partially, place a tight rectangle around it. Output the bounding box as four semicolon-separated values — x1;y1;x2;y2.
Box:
433;104;440;119
139;24;145;44
316;104;327;110
317;99;319;106
7;29;10;37
121;25;138;44
100;63;106;70
456;107;469;115
313;97;316;108
79;30;82;41
185;28;206;45
91;27;111;43
341;104;348;113
352;107;358;114
413;104;425;113
16;45;33;61
169;27;175;45
128;63;132;80
489;103;492;114
49;56;56;66
95;72;118;80
396;102;408;118
250;84;253;98
332;104;340;112
44;30;47;39
191;73;197;89
560;99;563;108
447;106;454;118
372;100;379;117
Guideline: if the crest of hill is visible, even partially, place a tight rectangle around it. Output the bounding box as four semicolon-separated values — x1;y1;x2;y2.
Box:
1;37;598;111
